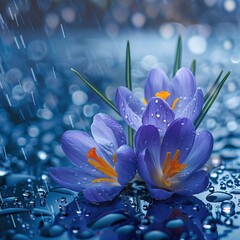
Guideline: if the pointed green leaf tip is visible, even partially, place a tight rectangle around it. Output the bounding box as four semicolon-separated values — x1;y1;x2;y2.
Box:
190;59;196;76
71;68;118;114
173;36;182;76
126;41;132;91
204;70;223;103
125;41;134;148
195;70;231;129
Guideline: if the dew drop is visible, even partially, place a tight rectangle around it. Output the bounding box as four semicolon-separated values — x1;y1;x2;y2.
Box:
206;191;233;202
220;201;235;217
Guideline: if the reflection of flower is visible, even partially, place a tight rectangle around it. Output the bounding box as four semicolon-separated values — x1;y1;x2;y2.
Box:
49;113;136;202
144;195;218;240
116;68;203;136
55;195;138;240
135;117;213;200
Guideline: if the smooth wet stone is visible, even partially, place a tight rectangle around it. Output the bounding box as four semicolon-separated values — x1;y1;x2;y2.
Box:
90;213;127;230
116;225;135;234
6;174;36;186
50;187;77;195
165;219;184;229
71;229;95;239
32;208;53;217
206;191;233;202
11;234;30;240
0;208;29;216
144;230;170;240
39;220;65;237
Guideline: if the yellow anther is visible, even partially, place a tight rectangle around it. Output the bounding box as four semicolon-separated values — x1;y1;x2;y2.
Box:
143;91;179;110
171;98;179;110
155;91;171;100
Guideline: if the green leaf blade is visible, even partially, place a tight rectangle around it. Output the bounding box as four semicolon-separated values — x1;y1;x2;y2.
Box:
126;41;132;91
195;71;231;129
204;70;223;103
173;36;182;76
125;41;134;148
71;68;118;114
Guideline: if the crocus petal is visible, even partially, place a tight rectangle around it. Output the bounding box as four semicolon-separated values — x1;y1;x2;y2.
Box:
170;67;196;98
178;130;213;178
115;86;145;131
135;125;163;187
144;68;169;102
91;113;126;153
177;88;204;122
49;167;104;191
135;124;160;154
115;145;137;185
135;125;161;184
175;170;209;195
137;151;158;187
142;97;175;136
160;118;195;166
61;130;104;167
147;184;173;200
84;184;123;202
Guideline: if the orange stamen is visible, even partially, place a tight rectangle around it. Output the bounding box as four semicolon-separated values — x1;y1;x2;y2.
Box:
162;150;187;187
113;154;117;165
87;148;118;183
164;179;171;187
162;152;171;174
88;159;117;178
171;98;179;110
92;178;116;183
87;148;110;168
155;91;171;100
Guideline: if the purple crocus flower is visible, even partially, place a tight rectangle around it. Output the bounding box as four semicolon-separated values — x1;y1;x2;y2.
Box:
135;117;213;200
49;113;136;203
116;67;204;135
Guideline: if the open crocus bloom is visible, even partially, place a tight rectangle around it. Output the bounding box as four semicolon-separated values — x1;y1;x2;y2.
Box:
135;117;213;200
49;113;136;203
116;67;204;134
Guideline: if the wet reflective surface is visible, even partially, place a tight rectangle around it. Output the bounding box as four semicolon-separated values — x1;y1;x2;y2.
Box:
1;1;240;239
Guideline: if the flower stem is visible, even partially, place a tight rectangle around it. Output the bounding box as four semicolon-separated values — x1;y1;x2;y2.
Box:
125;41;134;148
173;35;182;77
71;68;118;114
195;71;231;129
